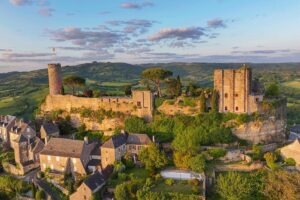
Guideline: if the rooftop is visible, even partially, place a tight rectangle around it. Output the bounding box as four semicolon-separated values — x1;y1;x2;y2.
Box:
101;133;127;149
127;133;152;145
83;171;105;191
291;125;300;133
41;122;59;135
40;138;85;158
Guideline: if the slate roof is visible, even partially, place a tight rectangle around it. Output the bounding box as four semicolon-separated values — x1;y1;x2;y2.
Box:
84;171;105;191
291;125;300;134
40;138;85;158
101;133;127;149
42;122;59;135
127;133;152;145
14;134;28;143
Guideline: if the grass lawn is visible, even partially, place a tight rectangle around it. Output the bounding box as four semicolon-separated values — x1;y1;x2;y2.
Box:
283;79;300;89
151;180;196;195
100;82;132;87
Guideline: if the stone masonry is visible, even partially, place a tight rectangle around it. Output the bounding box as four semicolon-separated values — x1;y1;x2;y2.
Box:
48;63;62;95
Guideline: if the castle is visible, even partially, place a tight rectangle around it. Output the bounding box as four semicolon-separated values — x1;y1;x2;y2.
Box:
43;63;154;122
214;65;264;114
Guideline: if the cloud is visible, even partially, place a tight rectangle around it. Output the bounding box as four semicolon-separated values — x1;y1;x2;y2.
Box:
9;0;32;6
207;19;226;28
148;27;205;41
0;49;12;52
2;52;53;59
231;49;291;54
38;7;55;16
49;46;88;51
106;19;156;34
47;27;124;50
120;1;154;9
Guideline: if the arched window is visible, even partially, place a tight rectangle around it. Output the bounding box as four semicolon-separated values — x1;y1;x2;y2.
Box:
236;106;239;111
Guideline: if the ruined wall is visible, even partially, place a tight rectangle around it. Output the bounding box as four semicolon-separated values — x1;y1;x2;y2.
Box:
232;119;286;144
41;90;153;121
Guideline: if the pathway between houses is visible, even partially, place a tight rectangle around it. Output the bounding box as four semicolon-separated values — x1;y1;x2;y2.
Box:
34;178;60;200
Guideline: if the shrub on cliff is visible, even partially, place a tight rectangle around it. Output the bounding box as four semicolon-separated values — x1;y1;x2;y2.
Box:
125;116;148;133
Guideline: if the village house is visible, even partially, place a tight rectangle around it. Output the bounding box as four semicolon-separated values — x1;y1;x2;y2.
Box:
70;171;105;200
0;115;16;144
101;132;152;169
39;137;99;175
40;121;60;139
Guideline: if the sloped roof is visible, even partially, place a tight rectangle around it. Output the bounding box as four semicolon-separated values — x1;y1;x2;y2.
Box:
291;125;300;134
127;133;152;145
101;133;127;149
41;122;59;135
280;139;300;165
14;134;28;143
83;171;105;191
40;138;85;158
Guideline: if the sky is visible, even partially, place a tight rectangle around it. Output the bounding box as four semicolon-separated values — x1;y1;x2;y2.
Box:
0;0;300;72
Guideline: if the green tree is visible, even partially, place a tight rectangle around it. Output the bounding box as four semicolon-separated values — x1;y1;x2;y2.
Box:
63;75;86;95
199;92;206;113
125;85;132;96
217;172;252;200
115;183;129;200
165;78;178;97
189;154;206;173
210;90;218;112
125;116;148;133
264;152;279;169
139;143;168;172
176;75;182;96
252;144;263;160
35;190;45;200
141;68;173;97
265;83;279;97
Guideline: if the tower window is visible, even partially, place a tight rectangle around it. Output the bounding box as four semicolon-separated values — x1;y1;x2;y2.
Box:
236;106;239;111
137;101;141;107
255;98;259;102
225;93;228;98
235;94;238;97
224;106;228;111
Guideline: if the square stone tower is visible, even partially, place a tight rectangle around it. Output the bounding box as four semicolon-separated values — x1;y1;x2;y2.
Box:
214;65;263;114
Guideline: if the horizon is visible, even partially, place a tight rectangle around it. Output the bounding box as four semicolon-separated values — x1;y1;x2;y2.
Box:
1;0;300;72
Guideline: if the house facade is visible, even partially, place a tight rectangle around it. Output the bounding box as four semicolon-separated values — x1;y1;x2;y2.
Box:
39;137;98;175
101;132;152;169
40;121;60;139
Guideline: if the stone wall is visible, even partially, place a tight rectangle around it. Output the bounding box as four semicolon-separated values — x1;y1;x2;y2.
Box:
48;63;62;95
232;118;286;144
41;90;153;121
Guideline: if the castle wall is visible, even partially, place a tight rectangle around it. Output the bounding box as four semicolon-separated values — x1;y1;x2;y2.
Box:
41;91;153;122
48;63;62;95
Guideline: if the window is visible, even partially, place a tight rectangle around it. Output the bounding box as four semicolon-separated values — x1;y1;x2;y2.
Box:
72;158;77;164
50;164;54;170
43;164;46;169
56;157;60;161
236;106;239;111
225;93;228;98
47;156;51;161
225;106;228;111
256;98;259;102
235;94;238;97
137;101;141;107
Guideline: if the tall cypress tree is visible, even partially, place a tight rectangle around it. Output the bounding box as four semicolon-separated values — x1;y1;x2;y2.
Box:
211;90;218;113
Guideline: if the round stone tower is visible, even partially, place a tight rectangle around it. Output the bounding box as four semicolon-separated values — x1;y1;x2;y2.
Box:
48;63;62;95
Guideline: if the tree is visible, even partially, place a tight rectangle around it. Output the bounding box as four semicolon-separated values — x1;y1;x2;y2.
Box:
199;92;206;113
35;190;45;200
176;75;182;96
252;144;263;160
264;152;279;169
189;154;206;173
83;89;93;97
115;183;129;200
125;85;132;96
125;116;148;133
165;78;178;97
141;68;172;97
217;172;252;200
210;90;218;112
264;171;300;200
139;143;168;172
63;75;86;95
265;83;279;97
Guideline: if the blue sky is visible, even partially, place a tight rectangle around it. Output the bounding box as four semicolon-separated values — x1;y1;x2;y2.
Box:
0;0;300;72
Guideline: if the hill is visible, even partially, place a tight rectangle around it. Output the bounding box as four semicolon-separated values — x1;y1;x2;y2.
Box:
0;62;299;124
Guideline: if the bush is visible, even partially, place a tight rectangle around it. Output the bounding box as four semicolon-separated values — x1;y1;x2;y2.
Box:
192;185;200;194
284;158;296;166
207;148;227;159
154;174;162;182
35;190;45;200
188;179;200;186
164;178;174;186
118;173;128;181
125;116;148;133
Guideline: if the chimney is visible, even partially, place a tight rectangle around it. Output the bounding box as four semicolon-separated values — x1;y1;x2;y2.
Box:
152;135;155;143
84;136;89;145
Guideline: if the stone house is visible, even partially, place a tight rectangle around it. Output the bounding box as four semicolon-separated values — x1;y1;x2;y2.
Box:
39;137;99;176
0;115;16;144
101;132;152;169
40;121;60;139
70;171;105;200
